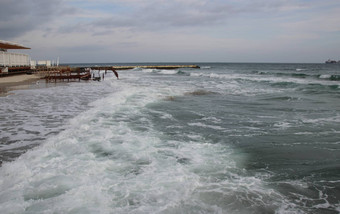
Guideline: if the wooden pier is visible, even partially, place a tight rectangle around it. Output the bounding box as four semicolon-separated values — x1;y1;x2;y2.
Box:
75;64;200;71
33;64;200;82
36;67;91;83
111;65;200;70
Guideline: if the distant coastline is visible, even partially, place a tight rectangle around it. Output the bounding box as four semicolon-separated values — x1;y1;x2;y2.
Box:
325;59;340;64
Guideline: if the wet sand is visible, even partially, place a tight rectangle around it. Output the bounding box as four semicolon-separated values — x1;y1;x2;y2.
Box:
0;74;42;96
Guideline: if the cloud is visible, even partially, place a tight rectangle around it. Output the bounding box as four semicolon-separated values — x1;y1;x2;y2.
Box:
0;0;75;39
1;0;318;39
63;0;318;37
3;0;340;63
88;1;235;31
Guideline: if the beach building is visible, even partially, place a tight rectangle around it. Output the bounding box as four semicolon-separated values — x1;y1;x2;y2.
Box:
0;40;31;74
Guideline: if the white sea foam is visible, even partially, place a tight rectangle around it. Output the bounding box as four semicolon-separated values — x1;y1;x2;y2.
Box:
0;81;117;155
148;109;174;120
141;69;178;75
189;72;203;77
188;122;225;130
189;72;279;96
201;116;222;124
319;74;331;79
1;65;335;213
273;121;292;129
190;71;340;87
159;70;178;75
301;114;340;124
141;68;155;73
0;77;295;214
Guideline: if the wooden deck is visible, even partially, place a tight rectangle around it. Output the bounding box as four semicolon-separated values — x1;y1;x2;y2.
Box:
6;64;200;82
36;67;91;82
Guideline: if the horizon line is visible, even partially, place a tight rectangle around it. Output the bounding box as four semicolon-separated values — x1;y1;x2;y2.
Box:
60;61;329;65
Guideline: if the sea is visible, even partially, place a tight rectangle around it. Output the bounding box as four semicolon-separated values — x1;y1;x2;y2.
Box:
0;63;339;214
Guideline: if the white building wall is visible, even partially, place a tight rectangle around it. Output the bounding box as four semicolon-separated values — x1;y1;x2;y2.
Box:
37;60;52;67
0;51;30;67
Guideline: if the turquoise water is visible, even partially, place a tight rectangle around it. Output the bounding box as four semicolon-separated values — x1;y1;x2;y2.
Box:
0;63;339;213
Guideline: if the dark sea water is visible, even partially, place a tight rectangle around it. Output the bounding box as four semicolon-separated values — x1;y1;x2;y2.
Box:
0;63;339;213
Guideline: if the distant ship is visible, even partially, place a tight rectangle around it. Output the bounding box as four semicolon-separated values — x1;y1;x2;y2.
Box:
325;59;340;64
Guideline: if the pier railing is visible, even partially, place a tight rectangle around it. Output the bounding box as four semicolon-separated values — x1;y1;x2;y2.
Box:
36;67;91;82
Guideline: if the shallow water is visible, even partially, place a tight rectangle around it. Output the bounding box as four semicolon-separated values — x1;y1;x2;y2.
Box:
0;63;339;213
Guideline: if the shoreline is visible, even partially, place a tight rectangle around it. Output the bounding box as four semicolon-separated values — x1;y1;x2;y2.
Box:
0;74;42;96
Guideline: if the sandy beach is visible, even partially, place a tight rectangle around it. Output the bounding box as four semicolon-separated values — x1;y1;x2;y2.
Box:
0;74;41;84
0;74;41;96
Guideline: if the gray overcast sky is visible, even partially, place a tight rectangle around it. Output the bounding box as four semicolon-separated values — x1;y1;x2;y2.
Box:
1;0;340;63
